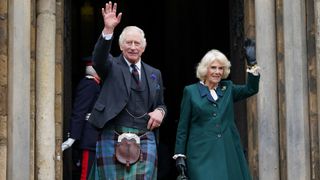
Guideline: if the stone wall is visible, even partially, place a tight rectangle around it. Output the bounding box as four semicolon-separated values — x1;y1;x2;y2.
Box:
0;0;8;179
247;0;320;179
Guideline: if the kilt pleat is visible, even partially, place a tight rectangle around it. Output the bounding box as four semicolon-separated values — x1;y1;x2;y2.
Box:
89;126;157;180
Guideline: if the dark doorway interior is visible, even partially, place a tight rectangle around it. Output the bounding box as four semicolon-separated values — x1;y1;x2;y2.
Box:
64;0;247;179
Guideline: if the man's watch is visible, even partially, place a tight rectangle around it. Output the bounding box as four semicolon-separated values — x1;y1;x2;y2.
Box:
156;108;165;117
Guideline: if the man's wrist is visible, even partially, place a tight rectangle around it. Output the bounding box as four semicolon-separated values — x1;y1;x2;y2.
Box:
156;107;165;117
102;31;113;40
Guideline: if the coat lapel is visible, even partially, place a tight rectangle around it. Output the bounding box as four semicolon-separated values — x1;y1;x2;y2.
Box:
118;55;131;95
197;82;226;103
143;62;157;107
198;83;214;103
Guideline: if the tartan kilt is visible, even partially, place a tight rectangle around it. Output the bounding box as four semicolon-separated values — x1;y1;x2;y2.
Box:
89;126;157;180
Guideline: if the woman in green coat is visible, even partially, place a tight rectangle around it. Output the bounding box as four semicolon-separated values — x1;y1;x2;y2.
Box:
174;44;260;180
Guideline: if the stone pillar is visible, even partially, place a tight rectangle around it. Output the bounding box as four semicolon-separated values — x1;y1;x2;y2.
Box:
283;0;310;179
55;0;64;178
315;0;320;154
7;0;31;179
255;0;280;179
0;0;8;179
306;0;320;179
36;0;56;179
244;0;258;178
30;0;36;179
274;0;287;179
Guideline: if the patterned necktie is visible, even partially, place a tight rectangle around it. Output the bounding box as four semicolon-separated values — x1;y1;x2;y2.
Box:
130;64;140;85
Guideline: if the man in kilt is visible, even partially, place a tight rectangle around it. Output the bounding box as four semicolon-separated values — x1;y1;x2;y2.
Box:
88;2;167;180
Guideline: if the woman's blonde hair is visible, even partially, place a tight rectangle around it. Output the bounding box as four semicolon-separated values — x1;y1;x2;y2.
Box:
196;49;231;81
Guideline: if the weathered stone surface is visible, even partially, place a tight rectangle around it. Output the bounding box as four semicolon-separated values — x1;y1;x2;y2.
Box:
0;1;7;180
283;0;311;179
255;1;280;180
7;0;31;179
55;1;64;178
36;0;56;179
0;144;7;180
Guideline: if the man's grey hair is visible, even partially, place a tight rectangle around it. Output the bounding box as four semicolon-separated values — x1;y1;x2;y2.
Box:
119;26;147;48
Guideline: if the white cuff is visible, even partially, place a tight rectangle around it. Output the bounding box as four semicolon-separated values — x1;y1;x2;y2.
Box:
173;154;186;160
102;31;113;40
247;65;261;76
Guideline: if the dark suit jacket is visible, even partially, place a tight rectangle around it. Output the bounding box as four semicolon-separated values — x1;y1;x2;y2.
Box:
88;36;167;129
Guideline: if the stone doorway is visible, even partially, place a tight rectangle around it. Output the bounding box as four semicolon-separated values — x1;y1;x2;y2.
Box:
63;0;246;179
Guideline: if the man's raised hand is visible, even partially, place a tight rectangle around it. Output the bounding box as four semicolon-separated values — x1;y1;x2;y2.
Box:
102;1;122;34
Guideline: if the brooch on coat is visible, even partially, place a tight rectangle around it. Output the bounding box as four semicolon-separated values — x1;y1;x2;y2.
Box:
151;73;157;81
151;73;160;90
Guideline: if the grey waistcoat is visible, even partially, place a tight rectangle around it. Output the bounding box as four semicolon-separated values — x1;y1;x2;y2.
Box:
109;68;150;131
